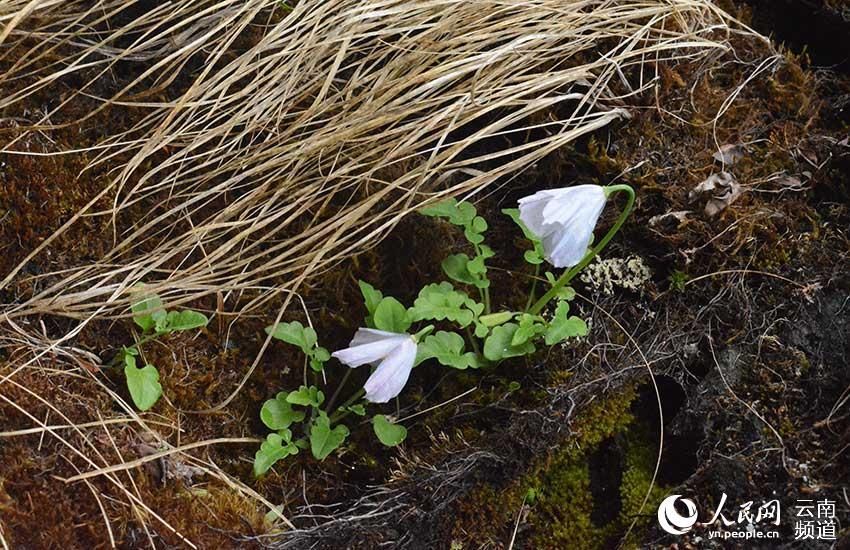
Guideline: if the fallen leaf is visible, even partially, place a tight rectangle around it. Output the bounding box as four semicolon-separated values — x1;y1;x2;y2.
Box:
774;174;804;190
689;172;742;217
649;210;692;228
712;143;745;165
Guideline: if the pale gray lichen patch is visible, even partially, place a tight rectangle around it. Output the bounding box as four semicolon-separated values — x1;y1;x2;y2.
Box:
579;256;652;295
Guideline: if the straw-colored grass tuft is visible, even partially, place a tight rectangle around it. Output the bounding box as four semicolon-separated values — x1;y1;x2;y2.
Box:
1;0;743;323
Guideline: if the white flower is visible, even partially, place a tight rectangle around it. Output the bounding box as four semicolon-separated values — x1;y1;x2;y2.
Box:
332;328;417;403
518;184;607;268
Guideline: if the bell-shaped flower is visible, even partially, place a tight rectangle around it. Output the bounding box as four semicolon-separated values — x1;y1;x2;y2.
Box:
518;184;607;268
332;328;417;403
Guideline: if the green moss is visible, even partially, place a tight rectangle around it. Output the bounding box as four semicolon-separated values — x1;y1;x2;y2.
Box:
529;385;637;548
617;427;669;548
453;384;676;549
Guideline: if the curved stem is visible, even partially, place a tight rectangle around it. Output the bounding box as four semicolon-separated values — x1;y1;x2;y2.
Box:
528;184;635;315
524;263;541;311
328;388;366;423
325;368;353;413
108;331;161;367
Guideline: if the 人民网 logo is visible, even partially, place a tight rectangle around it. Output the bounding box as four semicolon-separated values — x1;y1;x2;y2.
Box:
657;495;699;535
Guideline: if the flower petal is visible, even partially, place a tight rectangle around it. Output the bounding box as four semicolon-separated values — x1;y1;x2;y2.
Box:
518;185;607;268
543;222;589;268
518;191;560;236
350;327;407;347
363;338;417;403
332;328;407;368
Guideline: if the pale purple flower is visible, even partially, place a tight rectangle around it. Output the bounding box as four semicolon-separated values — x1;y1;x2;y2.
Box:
332;328;417;403
518;184;607;268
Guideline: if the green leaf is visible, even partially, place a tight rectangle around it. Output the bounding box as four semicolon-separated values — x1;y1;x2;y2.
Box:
265;321;317;353
483;323;536;361
471;216;488;233
373;297;411;333
372;415;407;446
309;346;330;372
420;198;477;226
544;273;576;301
358;281;384;327
467;255;486;275
479;311;514;327
253;433;299;477
504;208;546;267
131;293;166;333
464;228;484;244
346;404;366;416
286;385;325;408
503;208;539;242
455;202;477;225
442;254;478;286
409;282;476;327
165;310;208;332
123;354;162;411
544;302;589;345
511;314;546;346
420;198;461;220
309;413;349;460
417;331;480;369
524;250;544;265
260;392;306;430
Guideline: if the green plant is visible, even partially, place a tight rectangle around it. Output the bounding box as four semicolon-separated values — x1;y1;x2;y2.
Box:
119;290;209;411
253;185;635;474
670;269;689;292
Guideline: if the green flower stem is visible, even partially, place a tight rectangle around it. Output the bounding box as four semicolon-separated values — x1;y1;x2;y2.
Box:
466;326;482;356
107;331;161;367
528;184;635;315
328;388;366;423
524;263;541;311
325;368;353;413
473;243;492;313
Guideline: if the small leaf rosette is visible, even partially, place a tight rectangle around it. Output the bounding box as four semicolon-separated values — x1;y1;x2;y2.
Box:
332;328;417;403
518;184;607;268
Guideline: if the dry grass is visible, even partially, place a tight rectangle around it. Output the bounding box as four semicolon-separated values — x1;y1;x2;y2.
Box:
0;0;762;545
1;0;744;321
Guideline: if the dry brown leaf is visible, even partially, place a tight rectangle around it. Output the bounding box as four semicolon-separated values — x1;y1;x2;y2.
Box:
689;172;742;217
712;143;746;165
649;210;692;229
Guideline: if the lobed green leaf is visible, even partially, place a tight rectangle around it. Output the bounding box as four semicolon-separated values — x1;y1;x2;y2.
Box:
260;392;306;430
373;297;411;333
483;323;536;361
544;301;588;345
409;283;476;327
416;331;481;369
309;413;349;460
253;432;299;477
372;415;407;446
123;354;162;411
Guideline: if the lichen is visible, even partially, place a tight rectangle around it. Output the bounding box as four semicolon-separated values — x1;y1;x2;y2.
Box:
579;256;653;296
